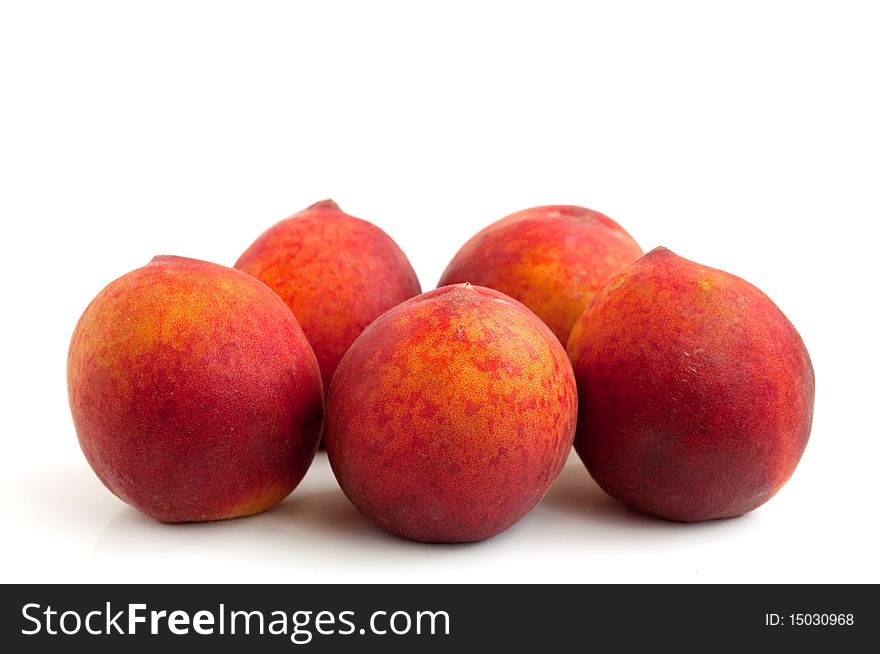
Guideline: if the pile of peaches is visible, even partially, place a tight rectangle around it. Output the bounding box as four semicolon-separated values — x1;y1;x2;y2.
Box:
67;201;814;542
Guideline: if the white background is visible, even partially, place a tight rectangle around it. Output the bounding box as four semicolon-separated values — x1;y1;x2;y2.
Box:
1;1;878;583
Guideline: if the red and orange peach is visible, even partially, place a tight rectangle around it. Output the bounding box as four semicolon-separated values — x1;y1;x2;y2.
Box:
67;255;324;522
567;247;815;522
236;200;421;395
325;284;578;543
439;205;642;344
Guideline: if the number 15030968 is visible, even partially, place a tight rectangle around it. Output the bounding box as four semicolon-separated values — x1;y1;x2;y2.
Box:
765;613;854;627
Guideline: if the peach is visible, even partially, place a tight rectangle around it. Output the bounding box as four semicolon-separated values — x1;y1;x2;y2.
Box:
324;284;578;543
567;247;814;521
438;205;642;344
67;255;324;522
235;200;421;395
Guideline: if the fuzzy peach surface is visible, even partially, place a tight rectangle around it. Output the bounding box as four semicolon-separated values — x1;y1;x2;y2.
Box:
567;247;815;522
67;256;324;523
235;200;421;394
325;284;578;543
439;205;642;344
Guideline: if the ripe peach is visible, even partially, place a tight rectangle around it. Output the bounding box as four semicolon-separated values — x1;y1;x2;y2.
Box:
567;247;814;522
235;200;421;395
325;284;578;543
439;205;642;344
67;255;324;522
